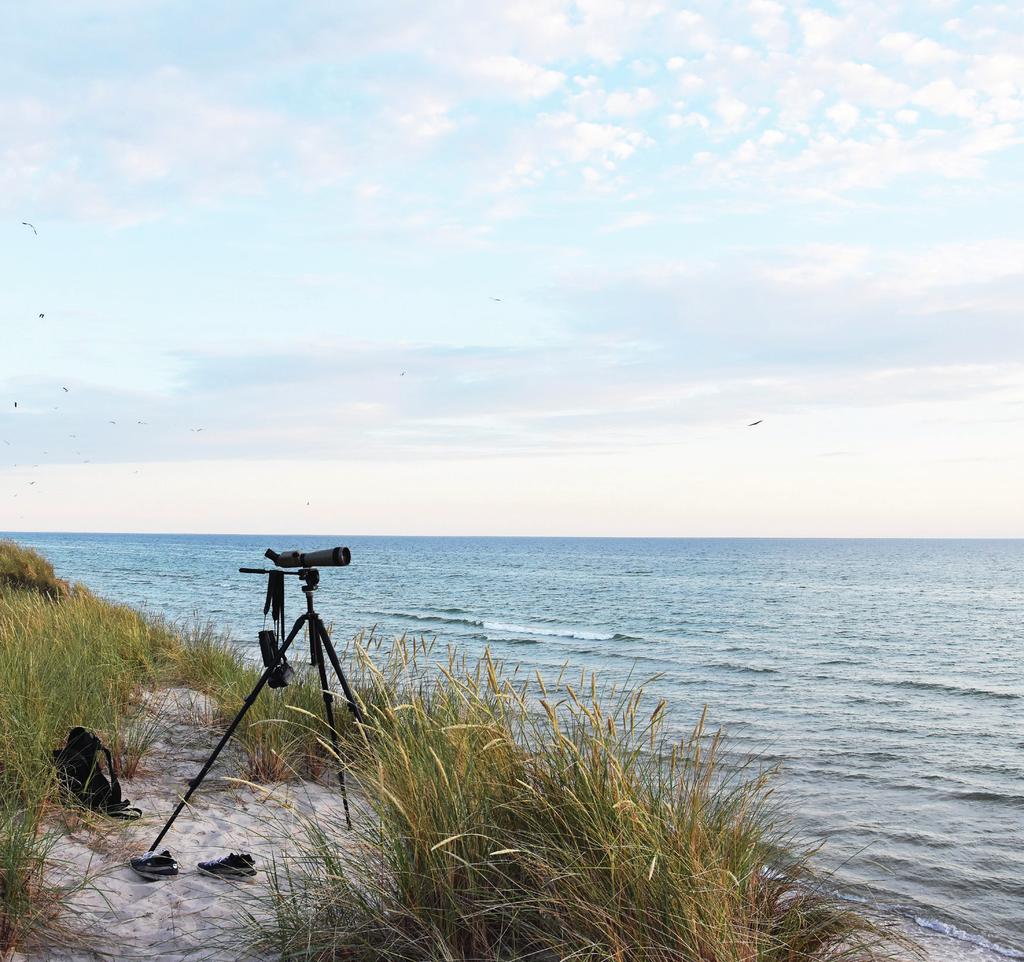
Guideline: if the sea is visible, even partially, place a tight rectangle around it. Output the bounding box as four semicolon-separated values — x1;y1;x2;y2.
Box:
5;532;1022;959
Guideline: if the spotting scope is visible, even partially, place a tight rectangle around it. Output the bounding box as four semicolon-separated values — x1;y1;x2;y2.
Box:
265;546;351;568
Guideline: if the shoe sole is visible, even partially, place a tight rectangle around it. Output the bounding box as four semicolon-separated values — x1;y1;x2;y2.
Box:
130;867;178;881
197;866;257;881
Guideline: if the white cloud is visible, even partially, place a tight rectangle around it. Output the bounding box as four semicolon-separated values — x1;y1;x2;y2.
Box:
826;102;860;132
832;62;911;108
799;9;843;49
714;93;749;127
604;87;658;117
464;56;565;99
748;0;789;48
912;79;978;118
396;98;457;139
880;32;959;66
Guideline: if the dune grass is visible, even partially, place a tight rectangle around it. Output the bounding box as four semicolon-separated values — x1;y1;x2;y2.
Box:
0;541;892;962
0;540;70;600
0;542;184;952
254;638;895;962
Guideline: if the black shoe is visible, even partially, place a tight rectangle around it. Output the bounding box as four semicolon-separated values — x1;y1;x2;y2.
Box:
130;850;179;881
197;852;257;881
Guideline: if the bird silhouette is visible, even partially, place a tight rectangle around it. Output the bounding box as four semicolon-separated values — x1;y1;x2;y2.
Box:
400;371;406;376
22;222;37;235
137;420;148;425
62;386;68;392
748;420;763;427
490;297;502;302
108;420;117;425
38;313;45;319
13;402;16;408
190;427;204;433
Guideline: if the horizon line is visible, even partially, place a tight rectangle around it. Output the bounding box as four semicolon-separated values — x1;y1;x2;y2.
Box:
3;530;1024;542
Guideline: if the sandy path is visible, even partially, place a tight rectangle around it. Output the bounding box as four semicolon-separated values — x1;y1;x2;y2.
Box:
17;688;358;962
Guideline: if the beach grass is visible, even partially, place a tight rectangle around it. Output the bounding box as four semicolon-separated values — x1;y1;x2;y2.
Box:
0;542;182;950
0;539;70;600
254;638;894;962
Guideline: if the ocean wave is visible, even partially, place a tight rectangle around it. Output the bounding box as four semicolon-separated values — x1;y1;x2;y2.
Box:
483;621;618;642
912;916;1024;959
834;893;1024;959
379;610;484;628
708;662;780;675
378;611;640;643
888;679;1020;701
943;789;1024;809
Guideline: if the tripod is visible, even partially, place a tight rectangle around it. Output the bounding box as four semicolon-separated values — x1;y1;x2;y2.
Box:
145;564;364;856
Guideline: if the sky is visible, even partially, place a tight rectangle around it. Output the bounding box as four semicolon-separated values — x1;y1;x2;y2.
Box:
1;0;1022;536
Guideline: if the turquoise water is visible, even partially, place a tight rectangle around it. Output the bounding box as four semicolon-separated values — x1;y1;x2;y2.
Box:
6;532;1023;956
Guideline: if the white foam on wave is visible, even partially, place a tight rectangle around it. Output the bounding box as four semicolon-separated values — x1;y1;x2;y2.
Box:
831;889;1023;960
483;621;614;641
913;917;1024;959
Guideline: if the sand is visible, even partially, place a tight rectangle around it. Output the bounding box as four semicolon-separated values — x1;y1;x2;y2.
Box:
14;688;358;962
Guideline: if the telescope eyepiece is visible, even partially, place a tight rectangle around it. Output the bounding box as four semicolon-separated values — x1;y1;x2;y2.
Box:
265;546;351;568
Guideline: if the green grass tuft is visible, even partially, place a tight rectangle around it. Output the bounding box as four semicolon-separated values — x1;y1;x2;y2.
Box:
254;639;900;962
0;541;71;600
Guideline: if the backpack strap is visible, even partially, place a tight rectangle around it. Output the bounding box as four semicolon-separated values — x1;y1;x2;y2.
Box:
99;745;123;807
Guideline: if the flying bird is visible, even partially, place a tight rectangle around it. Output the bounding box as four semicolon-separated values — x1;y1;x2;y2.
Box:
108;420;117;425
62;386;68;392
490;297;501;302
38;313;45;319
748;420;763;427
400;371;406;376
22;222;37;235
190;427;204;432
137;420;148;425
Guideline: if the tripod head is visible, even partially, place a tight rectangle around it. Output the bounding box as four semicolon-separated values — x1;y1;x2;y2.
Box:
239;565;321;591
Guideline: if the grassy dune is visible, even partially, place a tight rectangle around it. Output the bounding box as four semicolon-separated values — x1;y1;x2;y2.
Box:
0;540;893;961
257;639;891;962
0;541;353;952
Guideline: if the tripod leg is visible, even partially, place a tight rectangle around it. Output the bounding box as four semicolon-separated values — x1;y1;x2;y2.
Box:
146;616;306;853
311;615;353;829
317;620;365;726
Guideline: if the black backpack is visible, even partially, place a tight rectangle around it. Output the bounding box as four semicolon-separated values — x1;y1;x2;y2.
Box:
52;727;141;820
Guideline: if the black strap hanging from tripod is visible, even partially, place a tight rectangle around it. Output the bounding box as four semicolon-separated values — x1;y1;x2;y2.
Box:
264;570;285;641
259;571;293;690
